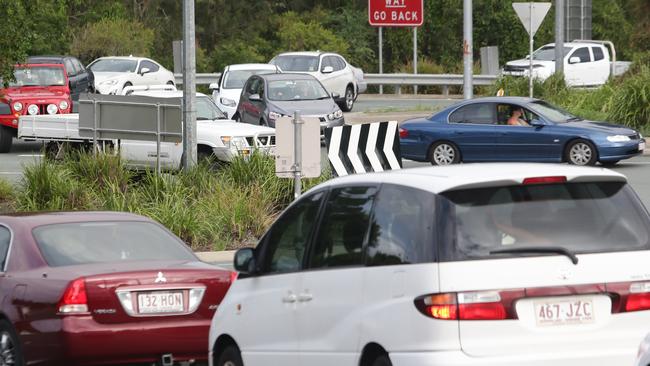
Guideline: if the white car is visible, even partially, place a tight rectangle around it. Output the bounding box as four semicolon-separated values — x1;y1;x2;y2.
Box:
635;333;650;366
209;63;280;119
269;51;366;112
502;42;612;87
209;163;650;366
88;56;175;95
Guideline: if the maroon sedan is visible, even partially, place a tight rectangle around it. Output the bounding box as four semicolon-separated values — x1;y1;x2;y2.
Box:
0;212;235;365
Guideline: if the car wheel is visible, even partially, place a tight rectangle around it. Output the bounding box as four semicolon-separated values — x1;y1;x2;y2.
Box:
0;320;24;366
565;139;597;166
0;126;13;153
429;141;460;165
371;354;392;366
340;86;354;112
215;345;243;366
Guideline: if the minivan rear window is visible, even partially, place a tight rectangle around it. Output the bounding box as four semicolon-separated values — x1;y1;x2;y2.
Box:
439;182;650;261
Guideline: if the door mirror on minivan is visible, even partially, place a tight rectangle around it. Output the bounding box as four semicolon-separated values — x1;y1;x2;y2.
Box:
139;67;151;75
249;93;261;102
322;66;334;74
208;82;219;91
568;56;581;64
234;248;256;274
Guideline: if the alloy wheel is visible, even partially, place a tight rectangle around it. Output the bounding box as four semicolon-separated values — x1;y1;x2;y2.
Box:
433;143;456;165
345;88;354;110
569;142;593;165
0;332;17;366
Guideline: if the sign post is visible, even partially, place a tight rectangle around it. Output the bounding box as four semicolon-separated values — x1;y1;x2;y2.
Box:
369;0;424;95
275;115;321;199
512;2;552;98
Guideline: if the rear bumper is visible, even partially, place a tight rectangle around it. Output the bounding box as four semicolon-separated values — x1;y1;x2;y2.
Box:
389;347;635;366
61;315;210;365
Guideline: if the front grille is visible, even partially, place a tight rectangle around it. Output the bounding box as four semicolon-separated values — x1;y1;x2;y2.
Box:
245;135;276;148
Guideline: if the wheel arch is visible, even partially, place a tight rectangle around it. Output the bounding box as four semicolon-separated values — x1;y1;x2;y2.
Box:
212;334;240;363
358;342;389;366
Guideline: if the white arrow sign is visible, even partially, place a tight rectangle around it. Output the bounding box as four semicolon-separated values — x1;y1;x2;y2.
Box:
512;2;551;37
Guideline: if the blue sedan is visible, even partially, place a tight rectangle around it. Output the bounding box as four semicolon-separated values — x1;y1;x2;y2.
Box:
399;97;645;166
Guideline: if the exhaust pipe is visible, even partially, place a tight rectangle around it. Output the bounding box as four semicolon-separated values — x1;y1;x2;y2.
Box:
161;353;174;366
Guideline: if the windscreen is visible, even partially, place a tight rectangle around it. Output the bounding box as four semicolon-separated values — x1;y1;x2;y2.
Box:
33;221;196;267
440;182;650;261
196;96;227;120
270;56;319;72
532;46;571;61
268;79;329;101
9;66;66;87
223;69;275;89
528;100;578;123
88;59;138;72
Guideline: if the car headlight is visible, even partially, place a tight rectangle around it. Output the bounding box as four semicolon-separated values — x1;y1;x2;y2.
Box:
46;104;58;115
607;135;631;142
27;104;39;115
100;79;119;86
221;136;249;150
13;102;22;112
334;109;343;118
59;100;69;110
269;111;282;121
220;97;236;107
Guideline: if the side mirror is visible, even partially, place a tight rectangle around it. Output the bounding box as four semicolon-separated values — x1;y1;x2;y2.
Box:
530;118;545;127
209;82;219;91
331;92;340;99
568;57;580;64
140;67;151;75
249;93;261;102
234;248;256;274
322;66;334;74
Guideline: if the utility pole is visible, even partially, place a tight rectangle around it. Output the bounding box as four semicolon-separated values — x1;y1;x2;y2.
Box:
378;27;383;94
182;0;197;169
463;0;473;99
413;27;418;95
555;0;565;75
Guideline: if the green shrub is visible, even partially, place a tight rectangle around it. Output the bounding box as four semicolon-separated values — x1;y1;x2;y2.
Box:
17;161;93;211
605;65;650;129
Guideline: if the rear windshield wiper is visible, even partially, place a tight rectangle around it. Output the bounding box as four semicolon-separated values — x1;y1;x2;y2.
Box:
490;246;579;265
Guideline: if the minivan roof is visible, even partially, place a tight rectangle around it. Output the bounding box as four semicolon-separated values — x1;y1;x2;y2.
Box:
315;163;626;194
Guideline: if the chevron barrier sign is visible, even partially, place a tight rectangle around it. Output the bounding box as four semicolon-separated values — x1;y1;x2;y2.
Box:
325;121;402;177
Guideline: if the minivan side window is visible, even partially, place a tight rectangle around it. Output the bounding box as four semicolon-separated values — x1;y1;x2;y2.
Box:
0;226;10;270
367;184;436;266
308;186;377;269
449;103;495;124
261;191;325;274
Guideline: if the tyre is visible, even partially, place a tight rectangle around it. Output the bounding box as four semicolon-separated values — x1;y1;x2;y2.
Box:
340;85;355;112
429;141;461;165
215;345;243;366
565;139;597;166
0;320;24;366
601;160;620;167
371;354;392;366
0;126;12;153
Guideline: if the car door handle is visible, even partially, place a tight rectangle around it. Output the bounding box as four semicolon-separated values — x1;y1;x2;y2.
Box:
297;293;313;302
282;293;297;303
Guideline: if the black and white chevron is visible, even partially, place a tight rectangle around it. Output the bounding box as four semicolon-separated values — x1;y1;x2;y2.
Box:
325;121;402;177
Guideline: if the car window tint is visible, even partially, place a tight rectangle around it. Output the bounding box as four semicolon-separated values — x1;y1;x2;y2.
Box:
321;56;333;71
256;79;265;99
0;226;10;270
439;182;650;262
449;103;495;124
64;59;76;76
263;192;325;274
592;47;604;61
571;47;591;63
33;222;196;266
72;58;85;72
139;60;159;73
367;184;436;266
308;186;377;269
334;57;346;71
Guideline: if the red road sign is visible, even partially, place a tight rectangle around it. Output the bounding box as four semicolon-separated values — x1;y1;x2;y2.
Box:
368;0;424;27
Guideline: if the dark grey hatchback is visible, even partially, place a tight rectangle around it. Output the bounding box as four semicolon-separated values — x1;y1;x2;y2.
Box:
235;73;345;130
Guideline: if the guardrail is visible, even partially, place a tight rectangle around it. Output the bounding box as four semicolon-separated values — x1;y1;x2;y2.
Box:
174;73;498;95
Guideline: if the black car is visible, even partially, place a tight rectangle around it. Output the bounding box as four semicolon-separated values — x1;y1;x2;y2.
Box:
27;56;93;101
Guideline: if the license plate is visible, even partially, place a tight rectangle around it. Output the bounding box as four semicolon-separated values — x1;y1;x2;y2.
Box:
534;298;594;326
639;141;646;151
137;291;184;314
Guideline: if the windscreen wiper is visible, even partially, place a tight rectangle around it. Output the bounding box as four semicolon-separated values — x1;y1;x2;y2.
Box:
490;246;579;265
566;117;582;122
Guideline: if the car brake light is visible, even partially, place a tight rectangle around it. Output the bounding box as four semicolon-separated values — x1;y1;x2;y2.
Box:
58;278;89;314
399;128;409;138
522;176;567;185
626;282;650;312
415;291;515;320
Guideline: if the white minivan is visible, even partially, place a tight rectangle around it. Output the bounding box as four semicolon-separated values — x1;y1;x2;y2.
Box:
209;163;650;366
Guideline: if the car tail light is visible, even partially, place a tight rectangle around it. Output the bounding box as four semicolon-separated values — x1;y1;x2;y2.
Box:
415;290;520;320
399;128;409;138
624;282;650;312
58;278;89;314
522;176;567;185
